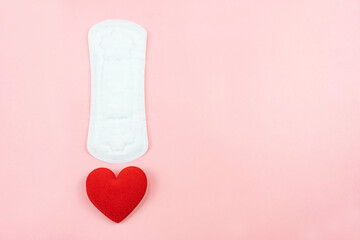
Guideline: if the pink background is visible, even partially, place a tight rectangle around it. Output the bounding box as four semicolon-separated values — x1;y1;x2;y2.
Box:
1;0;360;239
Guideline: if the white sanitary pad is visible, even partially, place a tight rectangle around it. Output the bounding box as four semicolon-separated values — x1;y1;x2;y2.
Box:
87;20;148;163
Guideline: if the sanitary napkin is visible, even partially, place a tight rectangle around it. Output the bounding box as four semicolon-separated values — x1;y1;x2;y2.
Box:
87;20;148;163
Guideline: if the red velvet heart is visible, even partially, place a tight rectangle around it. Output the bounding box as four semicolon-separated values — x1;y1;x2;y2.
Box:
86;167;147;223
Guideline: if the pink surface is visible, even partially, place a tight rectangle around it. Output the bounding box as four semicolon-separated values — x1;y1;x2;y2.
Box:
1;0;360;239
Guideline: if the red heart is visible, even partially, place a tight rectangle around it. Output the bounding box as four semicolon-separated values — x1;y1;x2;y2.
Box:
86;167;147;223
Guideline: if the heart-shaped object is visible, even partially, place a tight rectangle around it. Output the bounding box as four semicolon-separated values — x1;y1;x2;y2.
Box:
86;167;147;223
